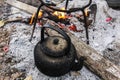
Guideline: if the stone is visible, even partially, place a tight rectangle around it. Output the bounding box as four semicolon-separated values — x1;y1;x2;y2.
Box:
70;71;81;76
0;64;3;70
0;0;4;4
24;75;33;80
0;52;4;57
0;76;4;80
4;76;10;80
11;72;22;80
0;42;6;48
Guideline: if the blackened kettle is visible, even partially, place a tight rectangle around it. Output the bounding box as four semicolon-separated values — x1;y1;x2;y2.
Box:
34;24;85;77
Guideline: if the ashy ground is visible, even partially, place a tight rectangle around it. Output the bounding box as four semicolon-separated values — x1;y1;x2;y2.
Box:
0;0;120;80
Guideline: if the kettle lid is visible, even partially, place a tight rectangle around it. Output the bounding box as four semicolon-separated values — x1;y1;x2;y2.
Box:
41;36;68;57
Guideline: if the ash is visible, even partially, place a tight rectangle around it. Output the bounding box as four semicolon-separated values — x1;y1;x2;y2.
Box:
0;0;120;80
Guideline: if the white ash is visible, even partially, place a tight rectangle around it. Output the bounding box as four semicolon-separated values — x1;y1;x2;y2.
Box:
5;20;99;80
3;8;100;80
2;0;120;80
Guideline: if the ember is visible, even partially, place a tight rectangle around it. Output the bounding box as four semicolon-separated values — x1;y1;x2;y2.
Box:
2;45;9;53
68;24;77;31
106;17;112;22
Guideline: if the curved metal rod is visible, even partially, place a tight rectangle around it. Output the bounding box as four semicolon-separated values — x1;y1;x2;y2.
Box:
29;4;43;41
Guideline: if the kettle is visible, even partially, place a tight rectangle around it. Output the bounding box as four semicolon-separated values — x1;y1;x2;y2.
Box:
34;24;86;77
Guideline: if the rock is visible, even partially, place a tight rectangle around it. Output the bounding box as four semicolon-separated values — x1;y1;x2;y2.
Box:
11;72;23;80
0;76;4;80
5;57;12;63
0;56;3;60
11;68;19;73
0;42;6;48
0;64;3;70
70;71;81;76
0;0;4;4
0;52;4;57
4;76;10;80
0;20;5;28
24;75;32;80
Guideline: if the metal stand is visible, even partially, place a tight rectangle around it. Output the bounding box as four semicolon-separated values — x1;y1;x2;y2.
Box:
30;0;92;44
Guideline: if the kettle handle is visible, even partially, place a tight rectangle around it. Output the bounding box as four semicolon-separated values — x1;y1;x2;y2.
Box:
40;24;71;53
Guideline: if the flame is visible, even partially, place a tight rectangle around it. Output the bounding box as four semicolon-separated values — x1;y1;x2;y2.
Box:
29;11;43;25
85;8;89;17
29;13;35;25
38;11;43;18
53;8;66;19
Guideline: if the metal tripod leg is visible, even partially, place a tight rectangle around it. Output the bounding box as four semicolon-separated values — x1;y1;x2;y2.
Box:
65;0;69;10
29;4;43;41
82;10;89;44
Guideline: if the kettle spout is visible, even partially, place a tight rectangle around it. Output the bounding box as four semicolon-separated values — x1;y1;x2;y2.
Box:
71;56;87;71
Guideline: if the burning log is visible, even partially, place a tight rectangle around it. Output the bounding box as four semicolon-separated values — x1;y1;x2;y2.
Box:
45;14;70;24
43;8;70;24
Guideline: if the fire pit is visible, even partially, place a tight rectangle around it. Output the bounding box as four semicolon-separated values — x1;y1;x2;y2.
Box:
2;0;120;79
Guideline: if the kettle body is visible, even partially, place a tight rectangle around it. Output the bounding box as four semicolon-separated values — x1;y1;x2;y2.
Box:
34;25;85;77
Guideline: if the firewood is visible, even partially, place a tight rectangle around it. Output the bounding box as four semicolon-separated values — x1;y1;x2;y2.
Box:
5;0;37;14
67;32;120;80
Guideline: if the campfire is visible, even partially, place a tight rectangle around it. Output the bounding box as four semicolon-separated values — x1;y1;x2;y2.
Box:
2;0;120;79
29;0;92;44
53;8;67;19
